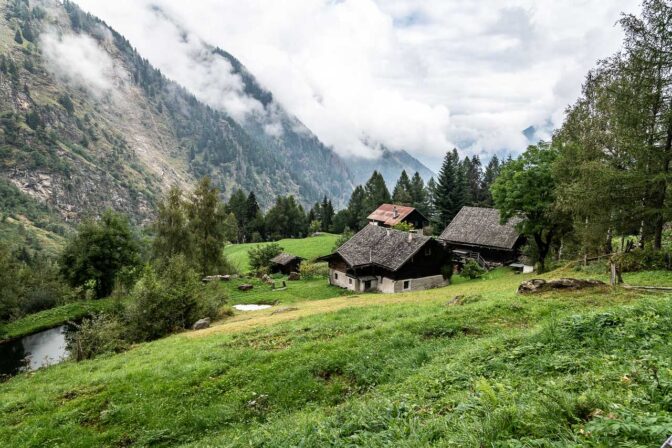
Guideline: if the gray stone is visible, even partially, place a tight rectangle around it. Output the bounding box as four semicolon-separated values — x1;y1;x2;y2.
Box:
288;272;300;281
192;318;211;330
238;284;254;291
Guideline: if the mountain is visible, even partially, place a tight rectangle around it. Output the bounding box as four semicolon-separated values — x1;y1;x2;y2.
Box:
0;0;434;235
348;147;436;188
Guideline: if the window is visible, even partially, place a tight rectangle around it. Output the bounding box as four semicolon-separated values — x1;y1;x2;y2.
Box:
403;280;411;290
334;273;339;280
349;278;352;285
425;247;432;256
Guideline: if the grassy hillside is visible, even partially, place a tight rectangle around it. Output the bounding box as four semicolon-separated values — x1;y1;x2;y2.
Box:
223;233;339;272
2;269;672;446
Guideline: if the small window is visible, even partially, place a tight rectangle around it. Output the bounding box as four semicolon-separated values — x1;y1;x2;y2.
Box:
403;280;411;290
349;278;352;285
425;247;432;256
334;273;339;280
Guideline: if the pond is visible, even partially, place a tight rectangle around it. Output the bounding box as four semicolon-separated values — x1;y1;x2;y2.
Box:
233;304;272;311
0;326;69;379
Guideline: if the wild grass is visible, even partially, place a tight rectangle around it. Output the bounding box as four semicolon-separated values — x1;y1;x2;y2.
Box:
223;233;339;272
1;269;671;447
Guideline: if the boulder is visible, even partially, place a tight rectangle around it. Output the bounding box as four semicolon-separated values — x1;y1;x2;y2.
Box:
288;272;301;281
517;278;606;294
192;317;211;330
261;274;274;285
238;284;254;291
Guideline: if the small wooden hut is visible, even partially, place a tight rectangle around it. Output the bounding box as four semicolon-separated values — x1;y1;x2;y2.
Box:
269;253;304;275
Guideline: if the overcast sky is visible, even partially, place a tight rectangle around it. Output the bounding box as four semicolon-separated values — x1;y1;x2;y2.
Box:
75;0;640;170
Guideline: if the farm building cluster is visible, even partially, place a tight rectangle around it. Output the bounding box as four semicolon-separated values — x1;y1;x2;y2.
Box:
321;203;530;293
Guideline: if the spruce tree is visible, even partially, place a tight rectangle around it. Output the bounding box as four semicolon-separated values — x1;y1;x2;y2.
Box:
320;196;334;232
392;170;413;205
14;30;23;45
346;185;369;230
409;172;429;215
434;149;466;228
363;170;391;212
482;155;501;205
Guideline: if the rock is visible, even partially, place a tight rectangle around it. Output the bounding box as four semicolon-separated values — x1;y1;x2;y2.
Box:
288;272;300;281
192;318;211;330
446;295;464;306
220;275;231;282
238;284;254;291
518;278;606;294
271;307;298;315
261;274;274;285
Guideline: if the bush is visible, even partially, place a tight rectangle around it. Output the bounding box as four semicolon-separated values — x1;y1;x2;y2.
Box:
300;261;329;278
611;248;672;272
126;255;218;341
460;260;486;279
332;230;354;251
248;243;283;272
66;314;129;361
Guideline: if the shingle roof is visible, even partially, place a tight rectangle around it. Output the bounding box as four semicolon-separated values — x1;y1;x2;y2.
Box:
335;224;432;271
438;206;522;250
270;253;302;266
367;204;424;227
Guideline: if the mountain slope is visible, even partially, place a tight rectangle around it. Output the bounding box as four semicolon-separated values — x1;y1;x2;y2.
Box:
0;0;353;223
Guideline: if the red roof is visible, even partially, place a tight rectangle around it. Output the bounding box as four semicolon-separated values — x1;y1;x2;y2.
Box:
367;204;417;227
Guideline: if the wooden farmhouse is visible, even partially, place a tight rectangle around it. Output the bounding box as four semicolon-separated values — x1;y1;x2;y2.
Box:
439;206;525;268
321;225;451;293
269;253;303;275
367;204;429;229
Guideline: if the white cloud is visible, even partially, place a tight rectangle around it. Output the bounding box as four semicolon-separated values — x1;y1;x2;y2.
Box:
74;0;640;168
39;30;124;97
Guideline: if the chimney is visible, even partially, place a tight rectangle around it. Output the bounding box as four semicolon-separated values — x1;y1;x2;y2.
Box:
408;232;413;242
393;206;399;219
386;229;390;236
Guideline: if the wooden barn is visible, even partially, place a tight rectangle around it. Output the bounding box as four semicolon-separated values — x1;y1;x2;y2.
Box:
269;253;303;275
320;225;451;293
367;204;429;229
439;206;525;267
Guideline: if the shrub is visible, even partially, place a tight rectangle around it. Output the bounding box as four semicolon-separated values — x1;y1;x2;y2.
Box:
126;255;217;341
460;259;486;279
611;248;672;272
248;243;283;272
332;229;354;251
66;314;129;361
300;261;329;278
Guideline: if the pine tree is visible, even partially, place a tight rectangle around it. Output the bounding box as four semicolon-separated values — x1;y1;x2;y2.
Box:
482;155;501;205
346;185;369;230
187;177;228;275
363;170;391;212
320;196;334;232
409;172;428;215
426;177;437;222
434;149;466;228
14;30;23;45
152;186;192;261
227;189;248;243
464;155;483;204
392;170;413;205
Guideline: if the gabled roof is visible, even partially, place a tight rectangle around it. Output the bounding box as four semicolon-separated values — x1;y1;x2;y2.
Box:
367;204;426;227
332;224;432;271
270;253;303;266
439;206;522;250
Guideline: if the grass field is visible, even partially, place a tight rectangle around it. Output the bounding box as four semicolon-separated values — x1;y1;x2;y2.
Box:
223;233;339;272
0;298;119;342
2;269;672;447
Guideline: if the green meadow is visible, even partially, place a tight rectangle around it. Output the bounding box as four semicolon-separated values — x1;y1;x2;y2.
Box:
2;268;672;447
223;233;339;272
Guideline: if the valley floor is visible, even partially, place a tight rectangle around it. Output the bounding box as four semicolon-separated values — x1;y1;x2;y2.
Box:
1;269;672;447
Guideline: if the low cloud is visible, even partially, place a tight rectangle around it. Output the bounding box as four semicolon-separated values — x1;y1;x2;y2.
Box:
75;0;640;167
39;31;124;98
